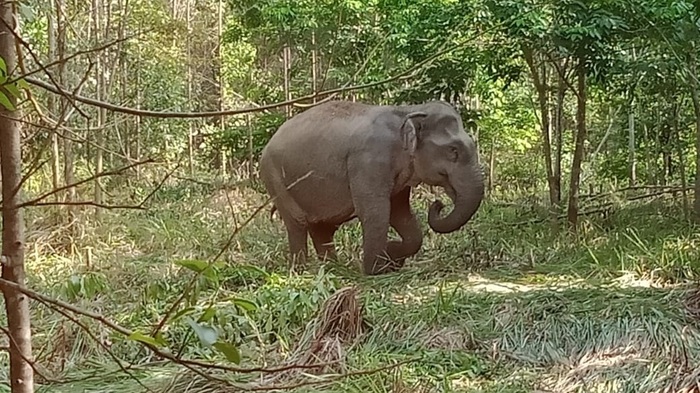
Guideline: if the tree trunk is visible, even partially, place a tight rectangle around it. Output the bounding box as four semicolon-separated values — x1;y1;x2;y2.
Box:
47;0;60;199
566;57;587;231
628;99;636;186
186;0;194;175
488;138;496;195
311;31;317;102
689;61;700;221
283;44;291;117
0;2;34;391
56;0;75;217
554;58;565;206
523;47;557;208
93;0;105;208
673;101;690;220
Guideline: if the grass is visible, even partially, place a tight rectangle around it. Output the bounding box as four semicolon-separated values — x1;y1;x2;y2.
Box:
2;174;700;393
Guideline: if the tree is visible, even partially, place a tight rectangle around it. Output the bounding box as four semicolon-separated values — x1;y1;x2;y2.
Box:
0;1;34;391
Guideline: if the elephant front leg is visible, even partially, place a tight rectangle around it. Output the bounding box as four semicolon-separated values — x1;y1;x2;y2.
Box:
348;154;394;275
357;207;392;275
387;187;423;269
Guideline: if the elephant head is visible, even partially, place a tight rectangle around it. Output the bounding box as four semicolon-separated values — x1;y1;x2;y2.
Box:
399;102;485;233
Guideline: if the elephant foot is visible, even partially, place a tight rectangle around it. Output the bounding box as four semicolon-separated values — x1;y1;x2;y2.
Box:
363;254;405;275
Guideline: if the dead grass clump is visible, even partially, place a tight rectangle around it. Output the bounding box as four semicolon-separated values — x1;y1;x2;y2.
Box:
683;285;700;321
273;285;369;377
421;326;476;351
159;286;369;393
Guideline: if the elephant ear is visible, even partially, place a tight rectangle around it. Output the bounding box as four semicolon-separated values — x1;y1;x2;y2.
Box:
401;112;427;156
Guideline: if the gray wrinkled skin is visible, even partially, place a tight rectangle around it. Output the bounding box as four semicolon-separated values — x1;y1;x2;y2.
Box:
259;100;485;275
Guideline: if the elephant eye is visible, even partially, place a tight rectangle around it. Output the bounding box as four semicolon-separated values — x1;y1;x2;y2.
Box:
448;146;459;162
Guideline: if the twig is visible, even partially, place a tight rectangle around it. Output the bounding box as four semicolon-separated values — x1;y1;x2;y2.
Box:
24;21;510;119
14;158;154;208
0;277;341;376
26;301;154;392
150;170;314;337
507;186;694;227
9;30;151;85
30;201;146;210
244;357;420;391
1;18;87;119
0;325;55;383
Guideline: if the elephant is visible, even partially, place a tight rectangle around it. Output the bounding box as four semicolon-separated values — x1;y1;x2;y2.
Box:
259;99;485;275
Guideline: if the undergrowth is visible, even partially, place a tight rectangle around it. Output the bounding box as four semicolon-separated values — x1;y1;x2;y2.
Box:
1;174;699;393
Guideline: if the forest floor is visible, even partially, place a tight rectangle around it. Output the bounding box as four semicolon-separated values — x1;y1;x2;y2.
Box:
4;179;700;393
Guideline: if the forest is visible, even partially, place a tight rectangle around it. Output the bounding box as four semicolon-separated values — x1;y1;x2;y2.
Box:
1;0;700;391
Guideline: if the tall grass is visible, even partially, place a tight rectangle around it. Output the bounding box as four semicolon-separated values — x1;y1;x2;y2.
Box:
1;169;699;393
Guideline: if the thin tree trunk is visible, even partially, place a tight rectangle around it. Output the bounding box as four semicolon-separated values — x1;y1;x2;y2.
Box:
567;57;587;231
0;1;34;391
689;60;700;221
673;101;689;220
283;44;291;117
523;47;556;208
93;0;105;208
488;138;496;195
554;58;565;206
311;30;317;102
628;98;636;186
186;0;194;175
218;0;226;178
247;113;253;180
47;0;60;198
56;0;75;217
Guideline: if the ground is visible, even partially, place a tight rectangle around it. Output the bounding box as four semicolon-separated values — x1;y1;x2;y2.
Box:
2;179;700;393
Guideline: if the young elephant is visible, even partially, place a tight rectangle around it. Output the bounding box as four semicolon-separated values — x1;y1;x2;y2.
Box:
259;100;484;275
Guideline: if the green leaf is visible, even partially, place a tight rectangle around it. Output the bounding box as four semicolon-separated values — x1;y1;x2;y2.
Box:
198;306;217;322
5;83;22;100
128;331;163;347
171;306;196;321
16;78;29;90
174;259;217;280
0;92;15;111
213;341;241;364
186;317;218;347
0;57;7;75
232;298;258;312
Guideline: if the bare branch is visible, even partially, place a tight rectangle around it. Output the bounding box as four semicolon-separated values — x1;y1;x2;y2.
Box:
30;201;146;210
0;277;351;375
24;28;495;119
1;18;88;119
11;30;151;85
150;170;314;337
14;158;155;208
23;302;154;392
0;325;54;383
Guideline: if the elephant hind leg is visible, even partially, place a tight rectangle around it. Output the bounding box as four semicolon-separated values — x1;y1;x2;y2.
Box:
277;209;309;271
387;187;423;269
309;223;338;261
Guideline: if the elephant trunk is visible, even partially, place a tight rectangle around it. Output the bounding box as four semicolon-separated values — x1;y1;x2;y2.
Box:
427;166;484;233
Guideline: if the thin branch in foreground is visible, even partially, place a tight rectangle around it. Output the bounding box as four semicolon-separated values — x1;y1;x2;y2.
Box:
30;201;146;210
1;18;88;119
10;30;152;85
0;248;339;375
0;325;53;383
243;357;420;392
25;301;154;393
150;170;314;337
14;158;155;208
